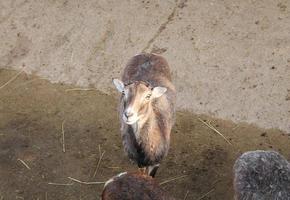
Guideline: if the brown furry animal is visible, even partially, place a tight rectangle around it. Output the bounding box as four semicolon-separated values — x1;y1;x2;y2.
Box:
233;150;290;200
101;172;175;200
113;53;176;177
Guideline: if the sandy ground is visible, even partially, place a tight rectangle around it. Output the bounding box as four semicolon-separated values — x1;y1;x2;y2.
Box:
0;69;289;200
0;0;289;133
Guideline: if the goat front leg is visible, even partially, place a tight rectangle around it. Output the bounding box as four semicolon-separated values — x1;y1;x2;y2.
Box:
148;164;160;177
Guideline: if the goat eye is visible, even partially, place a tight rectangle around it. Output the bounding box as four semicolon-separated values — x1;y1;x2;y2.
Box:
145;94;151;100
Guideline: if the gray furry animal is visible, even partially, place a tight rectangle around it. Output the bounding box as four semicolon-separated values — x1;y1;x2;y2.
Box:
112;53;176;177
233;150;290;200
101;172;175;200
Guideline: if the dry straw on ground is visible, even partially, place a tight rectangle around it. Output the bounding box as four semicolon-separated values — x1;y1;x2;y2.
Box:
68;177;105;185
65;88;97;92
0;70;23;90
17;158;31;170
197;118;232;145
183;190;189;200
159;175;187;185
47;182;73;186
93;145;106;177
61;120;66;153
196;188;215;200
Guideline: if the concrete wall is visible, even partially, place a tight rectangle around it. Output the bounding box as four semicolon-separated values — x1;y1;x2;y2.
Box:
1;0;289;133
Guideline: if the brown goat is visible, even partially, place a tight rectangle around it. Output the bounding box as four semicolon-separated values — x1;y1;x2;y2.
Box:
113;53;176;177
102;172;175;200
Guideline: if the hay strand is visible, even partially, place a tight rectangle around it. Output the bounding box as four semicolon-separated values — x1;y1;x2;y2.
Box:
67;177;105;185
106;166;121;169
159;175;187;185
197;188;214;200
93;145;105;177
65;88;97;92
0;70;23;90
48;182;73;186
183;190;189;200
61;120;65;153
17;158;31;170
197;118;232;145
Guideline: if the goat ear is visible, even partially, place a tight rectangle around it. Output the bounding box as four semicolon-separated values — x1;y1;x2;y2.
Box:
112;79;124;93
152;87;167;98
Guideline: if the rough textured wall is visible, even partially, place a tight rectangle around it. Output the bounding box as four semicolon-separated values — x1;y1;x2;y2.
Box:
0;0;289;133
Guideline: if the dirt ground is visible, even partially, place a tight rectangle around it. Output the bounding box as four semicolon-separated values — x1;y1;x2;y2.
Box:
1;0;290;133
0;69;289;200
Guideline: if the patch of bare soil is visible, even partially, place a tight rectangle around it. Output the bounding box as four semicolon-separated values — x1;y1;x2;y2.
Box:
0;69;289;200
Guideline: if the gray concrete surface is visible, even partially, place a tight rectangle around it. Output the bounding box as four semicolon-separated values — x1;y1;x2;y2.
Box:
1;0;290;133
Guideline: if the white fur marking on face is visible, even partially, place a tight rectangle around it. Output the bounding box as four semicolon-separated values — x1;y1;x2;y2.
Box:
123;115;138;125
113;79;124;93
124;88;129;99
126;107;133;114
152;86;167;98
123;107;139;125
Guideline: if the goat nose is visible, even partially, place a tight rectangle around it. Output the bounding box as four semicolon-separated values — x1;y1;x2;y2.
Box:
125;111;133;118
